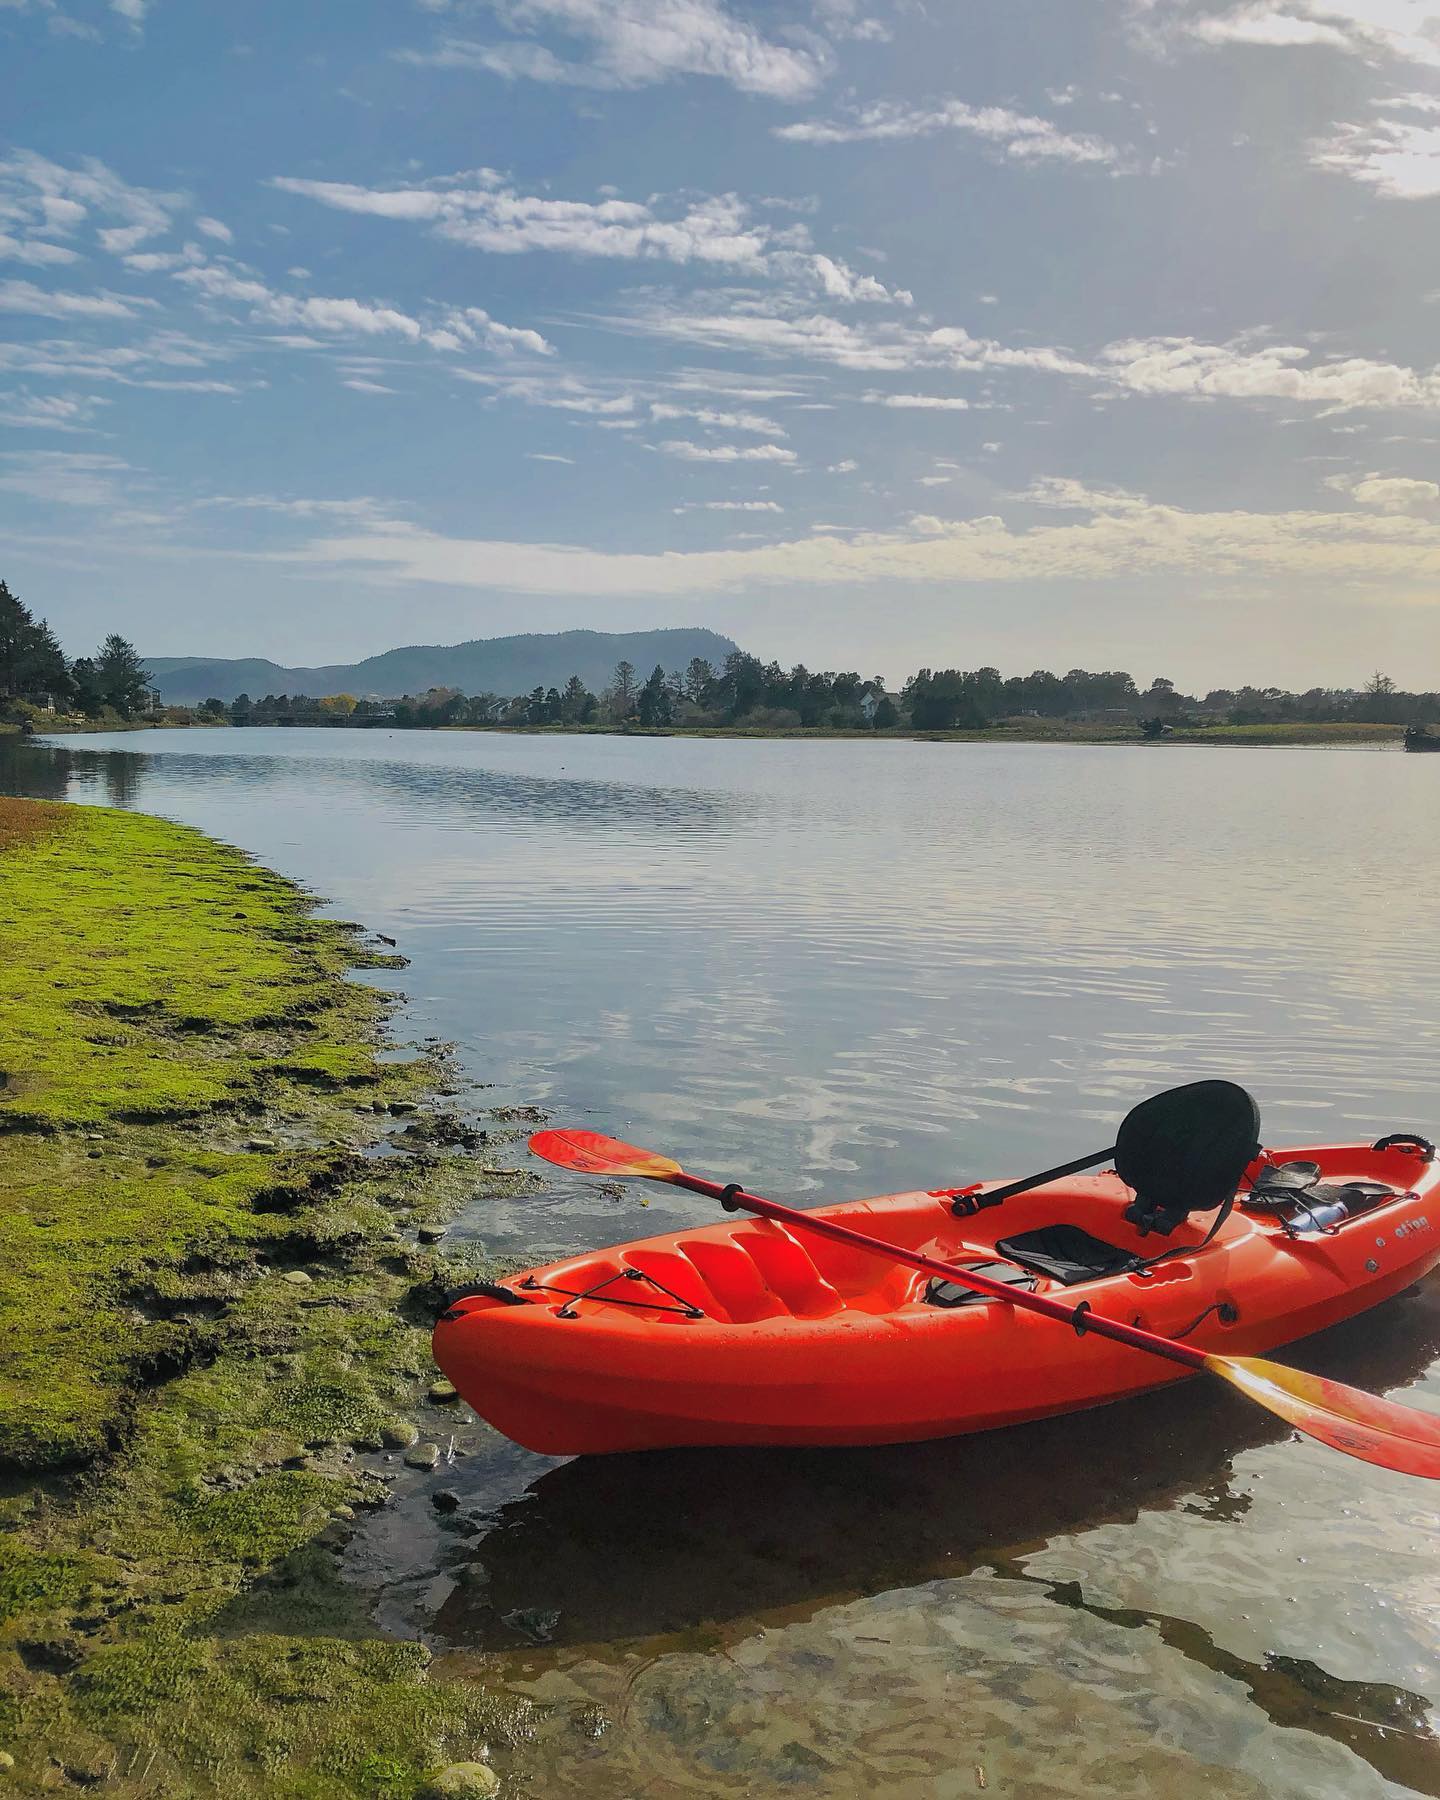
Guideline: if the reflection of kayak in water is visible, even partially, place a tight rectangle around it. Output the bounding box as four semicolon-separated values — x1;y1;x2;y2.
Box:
434;1116;1440;1456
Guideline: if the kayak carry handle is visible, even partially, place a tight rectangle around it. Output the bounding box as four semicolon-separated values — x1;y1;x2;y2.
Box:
1372;1133;1435;1161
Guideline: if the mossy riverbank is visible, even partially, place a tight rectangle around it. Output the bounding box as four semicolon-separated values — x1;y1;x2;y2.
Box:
0;799;534;1796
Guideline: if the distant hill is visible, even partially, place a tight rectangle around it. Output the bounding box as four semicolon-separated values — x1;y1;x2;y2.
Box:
146;628;742;705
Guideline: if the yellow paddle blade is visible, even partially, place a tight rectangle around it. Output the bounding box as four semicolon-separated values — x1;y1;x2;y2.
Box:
529;1128;683;1182
1207;1354;1440;1479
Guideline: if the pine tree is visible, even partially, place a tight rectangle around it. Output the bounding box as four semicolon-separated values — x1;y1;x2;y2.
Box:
637;664;673;728
94;633;152;719
0;580;72;705
605;659;638;722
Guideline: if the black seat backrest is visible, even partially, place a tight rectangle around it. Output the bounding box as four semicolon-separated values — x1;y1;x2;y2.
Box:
1115;1080;1261;1233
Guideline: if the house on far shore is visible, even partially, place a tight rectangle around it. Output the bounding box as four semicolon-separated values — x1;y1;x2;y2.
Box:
861;688;887;724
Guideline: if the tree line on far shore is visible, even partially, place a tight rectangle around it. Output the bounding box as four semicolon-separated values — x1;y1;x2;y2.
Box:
3;575;1437;735
216;655;1440;733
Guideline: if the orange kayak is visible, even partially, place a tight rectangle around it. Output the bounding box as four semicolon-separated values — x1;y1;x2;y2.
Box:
433;1137;1440;1456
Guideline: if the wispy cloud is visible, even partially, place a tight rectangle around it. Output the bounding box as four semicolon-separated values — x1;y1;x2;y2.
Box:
650;401;786;435
1326;469;1440;512
1311;95;1440;197
657;439;798;462
175;259;552;355
1133;1;1440;67
0;278;145;319
271;174;913;303
0;391;108;431
775;98;1123;166
403;0;828;98
673;498;785;511
863;390;971;409
253;484;1440;598
0;150;182;262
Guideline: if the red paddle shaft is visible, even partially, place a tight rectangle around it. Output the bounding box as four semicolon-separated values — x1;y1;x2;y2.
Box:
670;1170;1208;1372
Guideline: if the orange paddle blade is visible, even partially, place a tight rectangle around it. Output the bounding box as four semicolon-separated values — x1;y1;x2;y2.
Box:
529;1128;683;1182
1207;1354;1440;1479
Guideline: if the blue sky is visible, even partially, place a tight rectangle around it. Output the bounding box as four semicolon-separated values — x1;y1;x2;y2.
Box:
5;0;1440;686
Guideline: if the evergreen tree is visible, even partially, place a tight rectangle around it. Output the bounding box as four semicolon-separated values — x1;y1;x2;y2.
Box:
610;659;638;715
69;658;104;719
94;634;152;719
684;656;714;702
0;579;72;704
637;664;673;727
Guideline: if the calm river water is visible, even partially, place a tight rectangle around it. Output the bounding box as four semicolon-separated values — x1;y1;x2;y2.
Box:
4;727;1439;1797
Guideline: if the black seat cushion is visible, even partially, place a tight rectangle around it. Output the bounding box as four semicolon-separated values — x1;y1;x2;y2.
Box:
925;1260;1039;1307
994;1225;1142;1286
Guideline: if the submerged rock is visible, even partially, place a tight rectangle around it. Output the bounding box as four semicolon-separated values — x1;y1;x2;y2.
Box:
404;1441;441;1471
418;1223;448;1244
424;1764;497;1798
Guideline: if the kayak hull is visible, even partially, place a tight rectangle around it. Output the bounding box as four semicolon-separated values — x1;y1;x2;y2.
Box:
433;1141;1440;1456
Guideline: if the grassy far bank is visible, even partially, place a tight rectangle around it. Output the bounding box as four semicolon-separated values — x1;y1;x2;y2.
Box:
0;799;533;1797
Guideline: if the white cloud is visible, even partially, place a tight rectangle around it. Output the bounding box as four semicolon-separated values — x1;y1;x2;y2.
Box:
864;390;971;409
111;0;150;22
343;377;399;394
271;174;912;303
1327;469;1440;511
658;439;798;461
405;0;828;97
1135;2;1440;67
650;401;786;434
0;391;108;431
258;485;1440;598
828;457;858;472
674;498;785;511
1019;476;1150;510
174;260;552;355
0;449;135;509
1099;334;1440;407
0;150;180;260
526;451;576;463
0;232;80;267
0;278;142;318
1312;96;1440;196
620;296;1440;414
775;98;1123;167
195;216;233;242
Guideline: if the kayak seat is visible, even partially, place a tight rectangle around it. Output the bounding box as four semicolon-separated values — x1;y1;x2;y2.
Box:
994;1224;1142;1286
730;1224;846;1318
675;1239;791;1323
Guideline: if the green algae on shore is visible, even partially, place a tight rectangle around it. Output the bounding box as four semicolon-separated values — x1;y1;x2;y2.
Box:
0;799;534;1795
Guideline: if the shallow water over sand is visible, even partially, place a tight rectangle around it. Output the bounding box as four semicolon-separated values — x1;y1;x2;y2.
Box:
5;727;1439;1796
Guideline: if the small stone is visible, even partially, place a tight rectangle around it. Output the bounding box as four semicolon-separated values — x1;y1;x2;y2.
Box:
417;1224;448;1244
427;1378;458;1404
389;1100;419;1116
404;1442;441;1471
331;1505;355;1522
0;1749;14;1771
280;1270;313;1286
380;1420;418;1449
432;1489;461;1513
424;1764;497;1799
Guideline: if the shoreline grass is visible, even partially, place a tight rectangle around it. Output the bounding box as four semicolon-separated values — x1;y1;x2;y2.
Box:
0;800;532;1796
